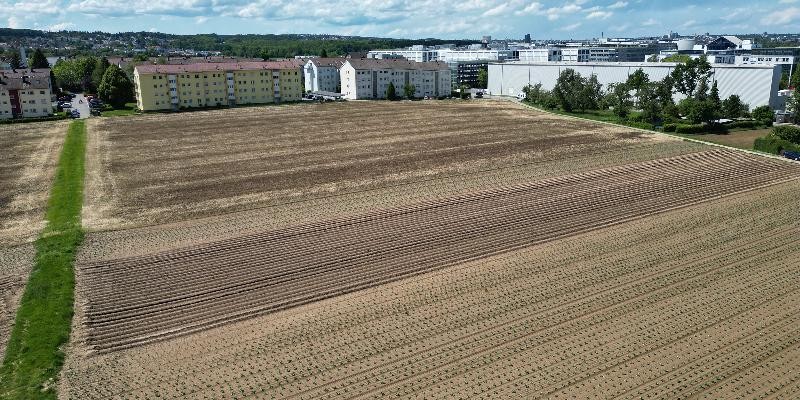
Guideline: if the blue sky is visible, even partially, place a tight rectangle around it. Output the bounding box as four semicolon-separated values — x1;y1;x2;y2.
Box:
3;0;799;39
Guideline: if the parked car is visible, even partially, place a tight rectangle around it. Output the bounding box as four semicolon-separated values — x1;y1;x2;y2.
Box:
70;109;80;118
60;102;72;109
475;92;484;99
516;92;526;100
90;109;102;116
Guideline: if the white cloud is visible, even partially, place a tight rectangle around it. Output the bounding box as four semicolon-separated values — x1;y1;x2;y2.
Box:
515;1;543;15
762;7;800;25
560;22;582;31
46;22;76;31
642;17;658;26
607;1;628;9
195;16;208;24
7;16;21;28
778;0;797;3
586;10;612;19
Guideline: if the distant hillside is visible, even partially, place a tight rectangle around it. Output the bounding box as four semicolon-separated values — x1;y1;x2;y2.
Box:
0;29;478;58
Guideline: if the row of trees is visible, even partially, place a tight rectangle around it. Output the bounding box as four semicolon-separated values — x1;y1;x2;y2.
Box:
51;56;133;107
523;56;777;128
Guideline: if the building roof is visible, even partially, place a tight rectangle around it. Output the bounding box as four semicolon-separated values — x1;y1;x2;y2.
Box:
344;58;450;71
493;61;778;69
0;69;51;90
135;61;301;74
307;58;346;68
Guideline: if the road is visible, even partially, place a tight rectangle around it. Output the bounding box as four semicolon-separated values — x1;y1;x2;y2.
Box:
71;94;91;119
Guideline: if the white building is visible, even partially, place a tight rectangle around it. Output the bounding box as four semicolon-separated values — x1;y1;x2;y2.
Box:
735;55;795;76
517;48;562;62
304;58;344;93
367;49;438;62
488;62;783;109
436;49;515;62
340;59;451;100
648;52;735;64
0;68;53;119
561;47;618;62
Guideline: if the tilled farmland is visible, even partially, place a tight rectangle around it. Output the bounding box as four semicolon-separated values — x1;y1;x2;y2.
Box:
61;178;800;399
82;101;682;230
59;101;800;399
78;149;800;352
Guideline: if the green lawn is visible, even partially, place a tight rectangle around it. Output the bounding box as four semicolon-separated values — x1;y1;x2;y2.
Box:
0;121;86;399
674;128;772;150
100;103;139;117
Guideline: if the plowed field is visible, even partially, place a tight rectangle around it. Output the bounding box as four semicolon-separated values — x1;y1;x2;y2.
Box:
60;101;800;399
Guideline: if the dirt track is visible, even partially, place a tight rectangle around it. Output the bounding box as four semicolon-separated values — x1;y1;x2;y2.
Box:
78;149;800;352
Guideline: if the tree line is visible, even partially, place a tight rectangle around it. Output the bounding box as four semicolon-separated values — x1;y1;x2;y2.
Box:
522;56;777;132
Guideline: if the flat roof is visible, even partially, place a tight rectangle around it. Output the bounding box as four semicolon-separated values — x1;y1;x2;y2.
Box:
489;61;778;69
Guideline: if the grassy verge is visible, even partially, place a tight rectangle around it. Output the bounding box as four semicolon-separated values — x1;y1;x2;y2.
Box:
0;120;86;399
100;103;139;117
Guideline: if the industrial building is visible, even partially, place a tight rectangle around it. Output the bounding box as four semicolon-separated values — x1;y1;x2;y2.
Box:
340;59;451;100
133;61;303;111
488;62;783;109
0;68;53;119
304;58;344;93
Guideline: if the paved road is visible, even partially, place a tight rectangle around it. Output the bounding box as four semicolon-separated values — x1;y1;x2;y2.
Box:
71;94;91;119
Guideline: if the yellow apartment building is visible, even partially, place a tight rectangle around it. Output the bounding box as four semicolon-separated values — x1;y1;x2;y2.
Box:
133;61;303;111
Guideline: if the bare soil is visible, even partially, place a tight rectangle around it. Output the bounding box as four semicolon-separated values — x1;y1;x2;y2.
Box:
82;101;679;231
60;179;800;399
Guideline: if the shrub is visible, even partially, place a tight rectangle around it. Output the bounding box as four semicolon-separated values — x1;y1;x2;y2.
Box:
675;124;707;134
663;123;677;132
751;105;774;126
754;135;800;154
772;125;800;145
727;120;757;130
624;121;655;130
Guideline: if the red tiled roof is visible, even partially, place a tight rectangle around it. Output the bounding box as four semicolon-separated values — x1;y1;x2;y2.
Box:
135;61;301;74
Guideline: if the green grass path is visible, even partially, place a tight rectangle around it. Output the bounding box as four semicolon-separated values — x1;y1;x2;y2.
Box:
0;120;86;399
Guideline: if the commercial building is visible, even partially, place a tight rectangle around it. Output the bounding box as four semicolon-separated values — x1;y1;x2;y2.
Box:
304;58;344;93
561;47;618;62
488;62;783;109
436;49;515;62
0;68;53;119
449;61;488;89
340;59;451;100
367;46;438;62
133;61;303;111
735;55;795;74
517;48;562;62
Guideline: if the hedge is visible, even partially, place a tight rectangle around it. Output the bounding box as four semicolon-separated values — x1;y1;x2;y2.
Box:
663;123;677;132
0;114;69;124
773;125;800;145
675;124;707;134
753;135;800;155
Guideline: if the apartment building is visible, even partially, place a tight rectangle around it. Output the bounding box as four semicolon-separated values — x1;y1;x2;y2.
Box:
133;61;302;111
304;58;344;93
340;59;451;100
0;68;53;119
449;61;488;89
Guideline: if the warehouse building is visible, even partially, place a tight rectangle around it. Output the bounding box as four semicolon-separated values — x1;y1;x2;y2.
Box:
0;68;53;119
304;58;344;93
488;62;783;109
134;61;303;111
340;59;451;100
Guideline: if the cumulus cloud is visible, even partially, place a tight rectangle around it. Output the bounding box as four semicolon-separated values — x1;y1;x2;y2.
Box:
607;1;627;9
761;7;800;25
46;21;76;31
586;10;612;19
560;22;582;31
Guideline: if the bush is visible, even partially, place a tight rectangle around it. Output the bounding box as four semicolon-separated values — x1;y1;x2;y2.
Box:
663;123;677;132
624;121;655;130
675;124;707;134
727;120;758;130
754;135;800;155
772;125;800;145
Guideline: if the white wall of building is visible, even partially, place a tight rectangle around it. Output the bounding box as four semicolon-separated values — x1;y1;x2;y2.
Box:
304;60;340;92
517;48;562;62
488;62;782;109
340;61;451;100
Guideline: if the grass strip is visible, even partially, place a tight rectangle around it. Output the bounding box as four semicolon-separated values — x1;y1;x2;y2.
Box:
0;120;86;399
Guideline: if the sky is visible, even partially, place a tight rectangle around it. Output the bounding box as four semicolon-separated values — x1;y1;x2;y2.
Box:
3;0;800;40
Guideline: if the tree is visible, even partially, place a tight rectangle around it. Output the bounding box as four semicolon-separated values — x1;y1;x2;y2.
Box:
578;74;603;111
626;69;650;107
721;95;748;119
477;68;488;89
751;105;774;126
91;57;111;92
786;86;800;124
98;65;134;108
553;68;585;112
678;97;715;124
29;48;49;69
671;56;712;97
709;80;721;111
662;54;692;63
638;83;663;123
646;54;659;62
9;52;21;69
386;82;396;100
605;83;633;118
791;66;800;89
319;48;328;58
780;71;790;90
403;83;416;99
